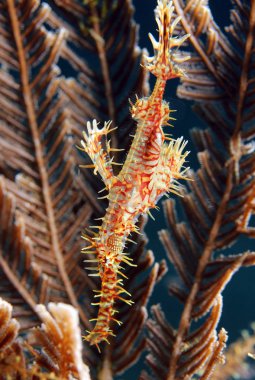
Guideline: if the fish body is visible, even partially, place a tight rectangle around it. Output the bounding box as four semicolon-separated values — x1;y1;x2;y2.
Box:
80;0;190;347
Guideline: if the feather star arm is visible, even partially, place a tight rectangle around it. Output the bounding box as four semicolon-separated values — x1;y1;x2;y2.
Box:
79;0;190;349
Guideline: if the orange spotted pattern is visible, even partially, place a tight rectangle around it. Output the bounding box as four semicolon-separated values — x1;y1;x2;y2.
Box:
80;0;190;348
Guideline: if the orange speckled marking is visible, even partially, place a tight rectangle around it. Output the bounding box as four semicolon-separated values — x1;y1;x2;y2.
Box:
80;0;190;347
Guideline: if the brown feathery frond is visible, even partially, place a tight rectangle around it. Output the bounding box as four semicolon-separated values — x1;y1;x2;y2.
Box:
0;0;95;338
47;0;148;159
2;0;254;378
144;0;255;379
0;298;91;380
44;0;161;374
49;0;148;130
0;176;50;330
0;0;66;179
111;241;167;375
160;218;255;320
172;0;227;101
0;297;24;379
28;303;91;380
238;180;255;236
212;324;255;380
141;296;225;380
0;0;159;376
200;328;228;380
44;0;149;220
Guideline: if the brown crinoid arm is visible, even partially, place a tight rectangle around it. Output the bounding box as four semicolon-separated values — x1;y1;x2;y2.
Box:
0;0;94;340
143;0;255;379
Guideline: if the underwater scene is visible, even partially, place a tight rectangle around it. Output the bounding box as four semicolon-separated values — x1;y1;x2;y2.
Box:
0;0;255;379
